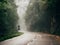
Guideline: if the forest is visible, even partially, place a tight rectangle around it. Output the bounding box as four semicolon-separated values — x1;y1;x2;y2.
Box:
0;0;60;42
0;0;23;41
25;0;60;35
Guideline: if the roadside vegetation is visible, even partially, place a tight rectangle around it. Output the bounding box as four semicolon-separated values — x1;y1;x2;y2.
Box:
25;0;60;36
0;32;23;42
0;0;23;42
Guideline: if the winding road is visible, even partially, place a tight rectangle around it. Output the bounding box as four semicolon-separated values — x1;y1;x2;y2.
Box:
0;32;60;45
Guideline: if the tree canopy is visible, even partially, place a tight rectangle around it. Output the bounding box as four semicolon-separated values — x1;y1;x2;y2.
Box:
0;0;18;36
25;0;60;35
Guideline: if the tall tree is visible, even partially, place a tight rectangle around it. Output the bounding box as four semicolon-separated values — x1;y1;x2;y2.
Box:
0;0;18;36
25;0;60;35
25;0;50;32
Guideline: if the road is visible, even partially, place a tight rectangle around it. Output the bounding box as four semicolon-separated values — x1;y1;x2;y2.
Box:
0;32;60;45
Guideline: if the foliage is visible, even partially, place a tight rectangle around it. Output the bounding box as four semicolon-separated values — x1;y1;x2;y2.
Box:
0;0;18;36
25;0;50;32
25;0;60;35
0;32;23;42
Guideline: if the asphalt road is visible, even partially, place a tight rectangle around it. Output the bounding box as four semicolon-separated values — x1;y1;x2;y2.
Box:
0;32;60;45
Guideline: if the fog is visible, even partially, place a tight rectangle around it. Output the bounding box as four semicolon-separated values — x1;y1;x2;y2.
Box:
15;0;30;31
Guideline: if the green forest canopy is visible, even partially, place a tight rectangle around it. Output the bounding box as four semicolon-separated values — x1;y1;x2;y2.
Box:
25;0;60;35
0;0;18;36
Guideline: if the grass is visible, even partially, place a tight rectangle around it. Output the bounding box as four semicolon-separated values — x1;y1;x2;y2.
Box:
0;32;23;42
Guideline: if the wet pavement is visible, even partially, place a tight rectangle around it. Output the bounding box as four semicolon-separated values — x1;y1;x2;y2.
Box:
0;32;60;45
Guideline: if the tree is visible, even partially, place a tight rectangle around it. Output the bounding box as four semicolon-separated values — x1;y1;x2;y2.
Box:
52;0;60;35
25;0;60;35
25;0;50;32
0;0;18;36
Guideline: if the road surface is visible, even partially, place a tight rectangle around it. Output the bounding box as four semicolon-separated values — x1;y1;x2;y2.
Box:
0;32;60;45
